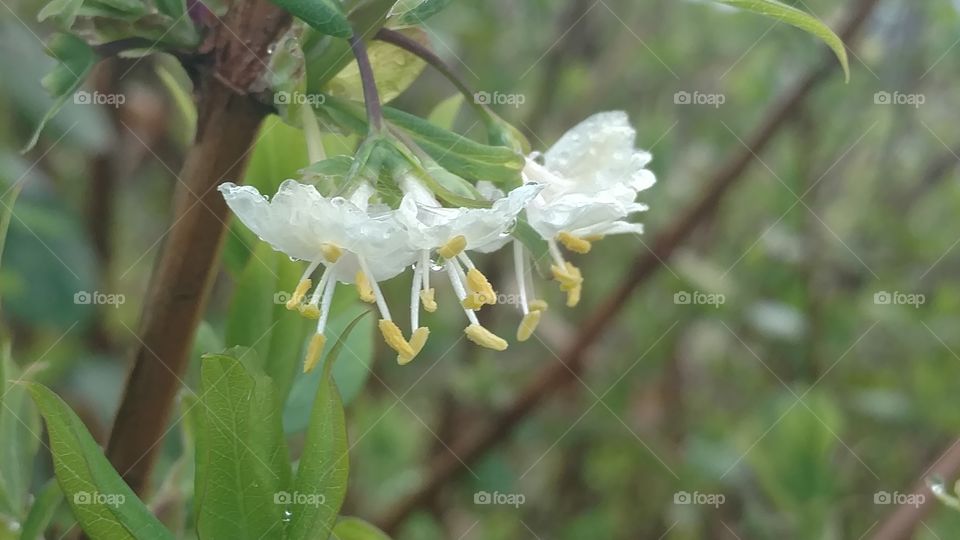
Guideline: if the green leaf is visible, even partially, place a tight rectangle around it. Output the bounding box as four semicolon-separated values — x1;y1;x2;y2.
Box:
195;350;292;540
19;479;63;540
0;353;39;517
426;93;463;130
26;383;173;539
512;218;551;277
23;33;97;152
37;0;84;29
284;314;364;540
268;0;352;38
225;242;278;362
717;0;849;81
264;256;312;403
325;28;426;104
332;517;392;540
392;0;454;25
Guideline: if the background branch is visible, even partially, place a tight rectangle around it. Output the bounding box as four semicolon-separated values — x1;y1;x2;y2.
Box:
376;0;881;531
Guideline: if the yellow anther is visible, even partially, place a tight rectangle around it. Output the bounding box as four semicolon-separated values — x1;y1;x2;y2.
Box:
298;304;321;319
356;271;376;303
464;324;508;351
466;268;497;305
420;288;437;312
550;262;583;290
557;232;592;254
517;311;541;342
320;243;342;263
303;333;327;373
565;284;582;307
379;319;414;357
529;299;549;312
398;327;430;366
286;279;312;310
437;235;467;259
461;293;486;310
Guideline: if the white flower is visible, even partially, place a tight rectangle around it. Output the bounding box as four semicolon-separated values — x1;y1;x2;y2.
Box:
219;180;417;372
520;111;656;308
391;175;541;361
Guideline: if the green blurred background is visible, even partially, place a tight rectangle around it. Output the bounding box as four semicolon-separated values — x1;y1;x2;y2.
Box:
3;0;960;538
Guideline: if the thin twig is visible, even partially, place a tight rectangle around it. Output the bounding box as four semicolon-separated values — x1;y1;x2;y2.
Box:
349;34;385;133
375;0;881;531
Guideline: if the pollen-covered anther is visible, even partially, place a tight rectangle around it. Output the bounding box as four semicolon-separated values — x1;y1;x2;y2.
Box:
517;310;541;342
398;327;430;365
557;232;592;254
550;262;583;290
303;333;327;373
320;243;343;263
466;268;497;305
379;319;414;357
298;304;321;319
529;299;549;312
286;279;312;310
464;324;508;351
420;288;437;312
565;284;582;307
356;271;376;303
461;293;486;310
437;235;467;260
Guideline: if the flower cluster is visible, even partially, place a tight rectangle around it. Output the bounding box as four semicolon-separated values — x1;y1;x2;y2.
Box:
219;112;655;372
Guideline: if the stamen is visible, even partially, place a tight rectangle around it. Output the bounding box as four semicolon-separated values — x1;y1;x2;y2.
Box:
514;241;529;314
465;324;508;351
320;243;342;263
420;289;437;312
529;299;549;312
398;327;430;365
517;311;541;342
438;235;467;260
446;261;481;326
379;319;414;357
299;265;331;320
550;262;583;308
355;270;376;303
303;333;327;373
358;256;393;321
286;278;312;311
557;232;592;254
465;267;497;306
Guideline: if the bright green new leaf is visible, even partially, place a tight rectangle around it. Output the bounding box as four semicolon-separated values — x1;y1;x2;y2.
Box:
717;0;849;81
269;0;353;38
284;314;364;540
195;350;292;540
23;34;97;152
325;28;427;104
332;516;392;540
27;383;173;539
427;93;463;130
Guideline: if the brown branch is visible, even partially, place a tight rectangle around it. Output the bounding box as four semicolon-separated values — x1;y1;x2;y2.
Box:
105;0;290;495
375;0;881;531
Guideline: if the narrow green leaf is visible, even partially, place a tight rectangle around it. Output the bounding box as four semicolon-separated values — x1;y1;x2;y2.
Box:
195;350;291;540
23;34;96;152
268;0;352;38
717;0;849;81
393;0;454;25
264;255;312;404
19;479;63;540
26;383;173;539
325;28;426;104
37;0;84;29
512;217;551;277
225;242;278;362
332;517;391;540
0;353;39;517
284;314;365;540
426;93;463;130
